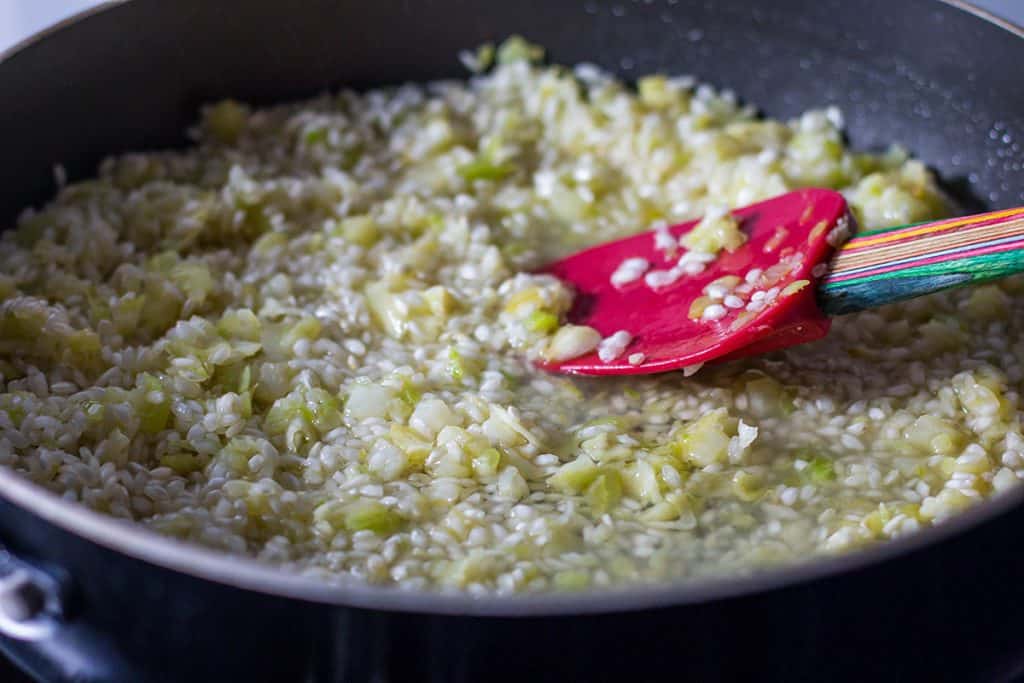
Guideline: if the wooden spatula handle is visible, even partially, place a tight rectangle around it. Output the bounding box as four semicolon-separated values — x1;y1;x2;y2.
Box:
818;207;1024;315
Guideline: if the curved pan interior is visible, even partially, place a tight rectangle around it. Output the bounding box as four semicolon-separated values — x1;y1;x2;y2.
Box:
0;1;1023;681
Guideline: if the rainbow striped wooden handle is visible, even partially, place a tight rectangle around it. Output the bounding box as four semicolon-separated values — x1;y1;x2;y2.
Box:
818;207;1024;315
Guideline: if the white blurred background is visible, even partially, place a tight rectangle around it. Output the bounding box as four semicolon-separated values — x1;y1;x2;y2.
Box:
0;0;1021;55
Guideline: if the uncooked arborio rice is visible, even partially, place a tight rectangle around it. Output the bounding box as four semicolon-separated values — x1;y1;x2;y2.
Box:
0;38;1019;593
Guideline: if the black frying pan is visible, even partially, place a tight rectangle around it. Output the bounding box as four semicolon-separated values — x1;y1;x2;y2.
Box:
0;1;1023;681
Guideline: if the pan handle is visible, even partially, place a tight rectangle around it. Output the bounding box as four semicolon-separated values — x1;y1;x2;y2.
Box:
0;545;67;641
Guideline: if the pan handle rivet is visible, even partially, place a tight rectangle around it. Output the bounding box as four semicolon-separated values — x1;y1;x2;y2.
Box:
0;569;59;640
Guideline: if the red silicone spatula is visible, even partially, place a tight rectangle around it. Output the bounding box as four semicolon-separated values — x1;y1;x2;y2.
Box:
538;188;1024;376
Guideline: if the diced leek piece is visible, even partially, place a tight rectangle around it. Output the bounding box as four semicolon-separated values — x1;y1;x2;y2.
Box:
67;329;103;370
367;439;408;481
442;550;499;587
213;436;266;476
496;35;544;65
732;470;763;501
553;569;591;591
301;387;344;433
464;42;495;73
497;466;530;500
146;250;179;274
472;447;502;478
677;408;736;467
341;500;404;535
504;287;544;314
303;127;328;146
113;294;146;336
585;471;622;513
548;184;591;223
337;215;379;247
743;373;794;418
170;261;215;306
803;456;836;484
159;452;207;475
904;415;964;455
252;231;287;254
525;310;559;333
282;316;322;349
364;280;407;339
396;377;422;407
638;75;674;108
345;382;394;422
137;374;171;434
204;99;249;143
680;208;745;254
217;308;262;342
423;285;457;316
447;348;467;381
457;157;514;182
82;400;105;424
548;455;600;494
389;425;433;466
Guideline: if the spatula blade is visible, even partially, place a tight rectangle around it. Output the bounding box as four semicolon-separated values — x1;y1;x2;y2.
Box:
538;188;850;375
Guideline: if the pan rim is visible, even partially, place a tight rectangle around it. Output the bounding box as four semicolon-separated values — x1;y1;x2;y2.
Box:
0;0;1021;617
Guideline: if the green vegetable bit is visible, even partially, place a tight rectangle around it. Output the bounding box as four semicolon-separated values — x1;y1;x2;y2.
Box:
457;157;514;183
803;456;836;484
496;35;544;65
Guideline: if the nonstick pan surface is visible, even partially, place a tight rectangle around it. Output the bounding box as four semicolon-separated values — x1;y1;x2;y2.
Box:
0;1;1023;681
